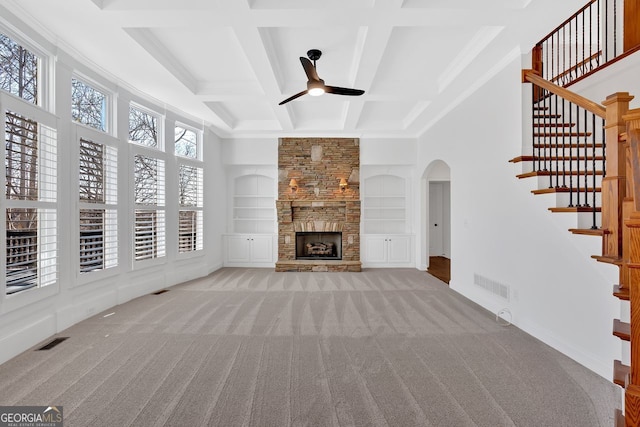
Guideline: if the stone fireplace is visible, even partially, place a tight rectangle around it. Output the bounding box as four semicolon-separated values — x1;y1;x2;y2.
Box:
275;138;361;272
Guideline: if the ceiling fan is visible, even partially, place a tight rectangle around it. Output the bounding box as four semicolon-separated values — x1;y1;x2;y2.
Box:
278;49;365;105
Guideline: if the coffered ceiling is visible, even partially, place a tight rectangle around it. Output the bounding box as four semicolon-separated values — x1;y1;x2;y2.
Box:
1;0;586;138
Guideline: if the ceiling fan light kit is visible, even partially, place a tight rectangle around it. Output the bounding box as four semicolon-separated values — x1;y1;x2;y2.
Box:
279;49;365;105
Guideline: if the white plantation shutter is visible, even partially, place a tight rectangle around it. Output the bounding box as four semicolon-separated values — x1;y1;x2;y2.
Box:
78;137;117;273
134;154;165;261
178;164;203;253
3;103;57;294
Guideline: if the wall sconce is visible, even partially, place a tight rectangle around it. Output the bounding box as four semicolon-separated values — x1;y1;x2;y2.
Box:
289;178;298;193
339;178;348;192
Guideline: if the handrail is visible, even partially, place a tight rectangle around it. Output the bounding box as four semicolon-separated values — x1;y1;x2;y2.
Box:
523;70;606;118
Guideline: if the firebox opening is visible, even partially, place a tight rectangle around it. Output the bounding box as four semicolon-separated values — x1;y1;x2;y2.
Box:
296;232;342;260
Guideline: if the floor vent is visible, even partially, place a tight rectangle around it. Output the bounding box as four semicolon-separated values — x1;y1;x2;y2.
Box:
474;273;510;301
153;289;169;295
37;337;68;351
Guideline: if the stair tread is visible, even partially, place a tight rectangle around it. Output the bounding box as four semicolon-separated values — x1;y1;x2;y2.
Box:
533;187;601;195
533;143;603;148
510;155;604;162
534;132;593;137
614;359;629;387
569;228;607;236
533;114;562;118
548;206;601;213
592;255;622;265
533;122;576;127
613;319;631;341
517;170;604;179
613;285;630;301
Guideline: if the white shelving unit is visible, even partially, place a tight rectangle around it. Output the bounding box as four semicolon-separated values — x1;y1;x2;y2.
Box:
362;175;406;234
232;175;275;234
224;174;276;267
362;174;413;267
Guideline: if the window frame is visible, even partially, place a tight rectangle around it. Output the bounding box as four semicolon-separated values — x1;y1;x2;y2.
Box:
0;29;52;111
1;92;59;304
71;74;111;134
128;103;163;151
130;143;166;267
176;160;203;256
74;125;120;285
174;122;201;161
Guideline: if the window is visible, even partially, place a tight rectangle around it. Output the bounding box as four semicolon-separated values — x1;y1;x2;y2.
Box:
78;138;117;273
178;164;203;253
129;106;159;148
134;154;165;260
4;110;57;294
0;33;38;104
72;78;107;131
175;125;198;159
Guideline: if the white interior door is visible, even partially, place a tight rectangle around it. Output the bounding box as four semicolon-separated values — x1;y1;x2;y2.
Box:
429;182;444;256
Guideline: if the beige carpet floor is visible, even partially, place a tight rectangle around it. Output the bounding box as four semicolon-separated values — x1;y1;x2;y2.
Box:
0;268;620;426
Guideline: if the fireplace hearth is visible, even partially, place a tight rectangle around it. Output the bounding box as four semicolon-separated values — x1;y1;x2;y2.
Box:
296;232;342;260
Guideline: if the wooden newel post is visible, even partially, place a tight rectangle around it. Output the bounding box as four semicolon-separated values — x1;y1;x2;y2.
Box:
624;109;640;426
602;93;634;259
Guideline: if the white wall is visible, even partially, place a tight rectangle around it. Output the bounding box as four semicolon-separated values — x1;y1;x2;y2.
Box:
415;53;640;379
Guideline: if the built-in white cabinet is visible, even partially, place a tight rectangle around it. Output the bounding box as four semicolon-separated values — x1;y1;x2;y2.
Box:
361;173;413;267
223;234;274;267
362;234;412;267
225;172;276;267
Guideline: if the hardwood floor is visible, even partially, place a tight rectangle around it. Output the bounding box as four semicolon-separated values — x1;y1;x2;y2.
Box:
427;256;450;284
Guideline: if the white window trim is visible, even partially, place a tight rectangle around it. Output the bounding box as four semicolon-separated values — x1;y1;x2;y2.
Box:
71;74;113;135
128;102;164;151
130;145;166;268
74;125;122;287
174;121;202;161
0;93;60;309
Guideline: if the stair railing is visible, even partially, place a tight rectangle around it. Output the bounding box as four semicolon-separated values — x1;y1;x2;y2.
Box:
533;0;633;87
524;70;606;230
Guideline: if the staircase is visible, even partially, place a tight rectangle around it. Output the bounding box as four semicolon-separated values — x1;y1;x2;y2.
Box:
516;69;640;426
510;98;605;231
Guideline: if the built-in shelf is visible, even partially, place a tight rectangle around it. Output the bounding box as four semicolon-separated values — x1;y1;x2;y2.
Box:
363;175;407;234
232;175;275;234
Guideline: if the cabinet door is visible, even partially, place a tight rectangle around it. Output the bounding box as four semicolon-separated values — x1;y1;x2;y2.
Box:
225;235;251;263
362;235;387;263
387;235;411;264
250;235;273;263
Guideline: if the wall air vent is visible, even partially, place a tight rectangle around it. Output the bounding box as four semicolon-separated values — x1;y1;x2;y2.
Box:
474;273;510;301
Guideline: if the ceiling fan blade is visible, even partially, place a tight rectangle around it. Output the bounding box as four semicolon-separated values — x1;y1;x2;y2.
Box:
279;89;308;105
300;57;320;81
325;86;365;96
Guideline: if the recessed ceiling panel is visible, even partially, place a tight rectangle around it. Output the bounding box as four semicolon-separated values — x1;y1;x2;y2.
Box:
371;26;479;96
149;27;256;82
288;97;347;128
358;101;417;130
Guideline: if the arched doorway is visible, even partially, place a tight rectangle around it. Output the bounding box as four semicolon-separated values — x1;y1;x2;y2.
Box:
423;160;451;283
